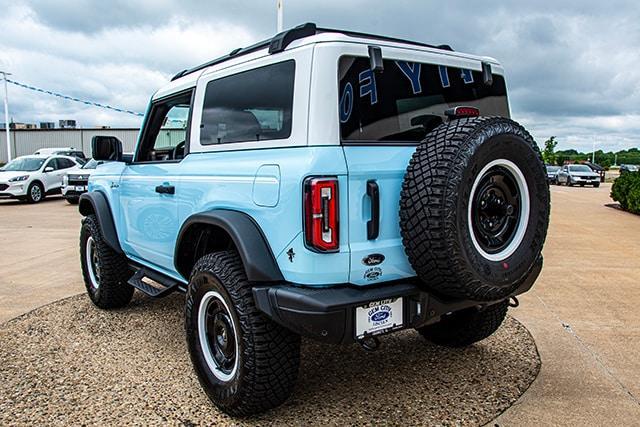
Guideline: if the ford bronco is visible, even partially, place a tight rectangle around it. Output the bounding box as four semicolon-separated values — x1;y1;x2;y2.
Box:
78;23;549;416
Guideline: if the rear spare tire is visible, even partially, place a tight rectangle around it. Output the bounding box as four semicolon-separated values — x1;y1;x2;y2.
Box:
399;117;549;301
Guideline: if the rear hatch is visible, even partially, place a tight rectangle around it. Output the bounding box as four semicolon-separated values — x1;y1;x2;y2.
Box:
338;55;510;285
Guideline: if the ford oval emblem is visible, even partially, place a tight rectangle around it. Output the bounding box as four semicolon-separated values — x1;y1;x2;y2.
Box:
371;311;390;322
362;253;385;266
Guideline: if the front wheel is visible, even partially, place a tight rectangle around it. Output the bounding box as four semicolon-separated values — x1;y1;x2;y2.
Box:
26;182;44;203
416;300;509;347
80;215;134;308
66;196;79;204
185;251;300;416
594;182;600;188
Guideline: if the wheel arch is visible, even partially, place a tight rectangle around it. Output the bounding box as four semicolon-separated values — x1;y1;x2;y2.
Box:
78;192;123;253
175;210;284;283
29;179;44;188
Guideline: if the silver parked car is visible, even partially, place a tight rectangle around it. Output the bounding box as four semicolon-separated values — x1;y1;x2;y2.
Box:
557;164;601;187
546;165;560;184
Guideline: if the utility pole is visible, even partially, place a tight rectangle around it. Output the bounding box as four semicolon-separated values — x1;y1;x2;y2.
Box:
277;0;284;33
1;71;11;163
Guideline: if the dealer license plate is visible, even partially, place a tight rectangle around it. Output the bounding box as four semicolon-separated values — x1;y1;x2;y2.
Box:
355;297;403;339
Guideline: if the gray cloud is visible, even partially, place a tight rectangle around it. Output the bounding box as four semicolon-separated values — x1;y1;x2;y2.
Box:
1;0;639;151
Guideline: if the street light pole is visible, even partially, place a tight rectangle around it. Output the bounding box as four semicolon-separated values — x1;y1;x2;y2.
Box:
277;0;284;32
1;71;11;163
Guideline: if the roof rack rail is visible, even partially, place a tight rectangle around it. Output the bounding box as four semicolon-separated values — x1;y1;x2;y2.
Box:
315;26;453;52
269;22;318;54
171;22;453;82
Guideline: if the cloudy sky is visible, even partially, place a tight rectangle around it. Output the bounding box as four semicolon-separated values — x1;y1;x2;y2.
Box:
1;0;638;152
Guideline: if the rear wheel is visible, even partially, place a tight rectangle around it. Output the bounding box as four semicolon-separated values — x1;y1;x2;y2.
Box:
416;300;509;347
399;117;549;301
185;251;300;416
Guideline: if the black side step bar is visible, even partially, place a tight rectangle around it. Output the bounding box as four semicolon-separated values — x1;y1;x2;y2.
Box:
127;268;182;298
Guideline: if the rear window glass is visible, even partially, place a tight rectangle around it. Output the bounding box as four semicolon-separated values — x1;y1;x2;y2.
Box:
338;56;509;143
200;60;295;145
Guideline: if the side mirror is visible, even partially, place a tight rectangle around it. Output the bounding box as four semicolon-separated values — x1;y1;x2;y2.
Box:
92;136;123;162
44;166;54;173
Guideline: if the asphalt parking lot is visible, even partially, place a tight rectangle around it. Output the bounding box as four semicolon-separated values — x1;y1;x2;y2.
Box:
1;184;639;424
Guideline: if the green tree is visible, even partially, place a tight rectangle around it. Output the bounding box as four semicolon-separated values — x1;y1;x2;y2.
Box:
542;136;558;165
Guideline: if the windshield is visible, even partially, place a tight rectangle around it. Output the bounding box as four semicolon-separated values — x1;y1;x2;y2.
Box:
338;56;509;143
81;159;102;169
569;165;592;172
2;157;46;172
546;166;560;172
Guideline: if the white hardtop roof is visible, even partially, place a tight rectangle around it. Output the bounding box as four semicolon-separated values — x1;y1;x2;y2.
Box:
154;28;502;100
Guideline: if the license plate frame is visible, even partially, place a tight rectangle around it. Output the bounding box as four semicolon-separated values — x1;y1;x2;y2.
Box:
355;297;404;339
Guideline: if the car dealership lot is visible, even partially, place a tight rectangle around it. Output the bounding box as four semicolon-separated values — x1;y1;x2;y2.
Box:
0;196;84;323
1;184;639;423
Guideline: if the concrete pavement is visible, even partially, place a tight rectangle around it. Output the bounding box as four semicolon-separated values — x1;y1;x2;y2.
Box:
496;183;640;425
0;196;85;323
1;184;639;424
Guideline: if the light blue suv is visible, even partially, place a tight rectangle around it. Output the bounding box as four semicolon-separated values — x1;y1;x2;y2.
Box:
78;23;550;416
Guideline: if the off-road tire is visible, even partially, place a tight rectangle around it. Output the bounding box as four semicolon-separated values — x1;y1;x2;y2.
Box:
399;117;549;301
416;300;509;347
26;181;44;203
80;214;134;308
185;251;301;416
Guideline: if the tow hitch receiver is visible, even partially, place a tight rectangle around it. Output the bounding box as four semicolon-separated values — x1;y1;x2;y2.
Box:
358;335;380;351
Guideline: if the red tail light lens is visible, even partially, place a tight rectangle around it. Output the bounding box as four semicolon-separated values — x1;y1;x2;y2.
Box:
444;106;480;118
304;177;339;252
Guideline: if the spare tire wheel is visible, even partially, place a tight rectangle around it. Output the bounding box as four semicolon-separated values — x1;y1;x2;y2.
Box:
399;117;549;301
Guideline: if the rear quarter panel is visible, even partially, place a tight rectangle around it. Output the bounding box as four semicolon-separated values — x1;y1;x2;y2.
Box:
176;147;351;285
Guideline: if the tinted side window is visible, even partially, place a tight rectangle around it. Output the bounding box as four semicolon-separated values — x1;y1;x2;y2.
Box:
45;159;59;170
136;91;193;162
200;60;295;145
59;158;75;169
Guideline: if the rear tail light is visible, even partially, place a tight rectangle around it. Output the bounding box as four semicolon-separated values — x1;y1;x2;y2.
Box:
304;177;339;252
445;106;480;118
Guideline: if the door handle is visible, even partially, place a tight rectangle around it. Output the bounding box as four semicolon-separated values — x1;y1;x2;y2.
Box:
366;180;379;240
155;184;175;195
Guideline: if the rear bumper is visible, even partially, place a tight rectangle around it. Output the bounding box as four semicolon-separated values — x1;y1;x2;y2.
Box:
253;256;542;344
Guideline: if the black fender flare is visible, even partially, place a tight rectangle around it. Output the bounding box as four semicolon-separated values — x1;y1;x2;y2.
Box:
175;210;284;282
78;192;123;253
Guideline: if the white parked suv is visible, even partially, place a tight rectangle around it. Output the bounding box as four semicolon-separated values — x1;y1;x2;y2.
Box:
62;158;104;204
0;155;81;203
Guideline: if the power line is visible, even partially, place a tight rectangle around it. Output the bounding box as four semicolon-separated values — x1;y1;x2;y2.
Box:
6;78;144;117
